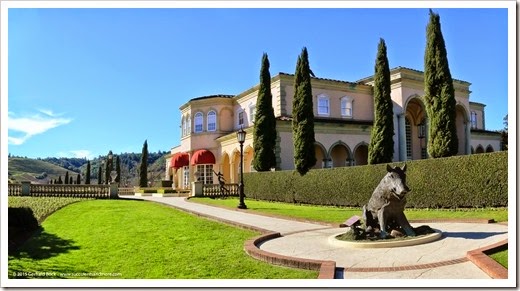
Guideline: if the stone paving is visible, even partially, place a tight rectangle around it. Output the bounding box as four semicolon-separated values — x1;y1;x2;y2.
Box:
125;196;509;280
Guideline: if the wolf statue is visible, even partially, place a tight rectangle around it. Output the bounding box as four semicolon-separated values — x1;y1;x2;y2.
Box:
362;164;416;239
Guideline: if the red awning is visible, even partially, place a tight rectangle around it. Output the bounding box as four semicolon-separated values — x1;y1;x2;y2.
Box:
170;152;189;169
190;149;216;165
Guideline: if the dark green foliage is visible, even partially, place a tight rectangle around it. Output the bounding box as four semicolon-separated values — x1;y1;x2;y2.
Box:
368;38;394;164
139;140;149;188
57;176;63;184
85;161;91;184
253;53;277;171
501;114;508;151
244;151;507;208
97;166;102;185
64;171;69;185
424;9;458;158
76;173;81;184
8;207;39;232
104;150;113;184
115;156;121;185
292;47;316;175
69;176;73;184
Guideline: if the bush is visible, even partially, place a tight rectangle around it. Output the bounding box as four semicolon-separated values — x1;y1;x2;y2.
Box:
244;151;507;208
8;207;39;232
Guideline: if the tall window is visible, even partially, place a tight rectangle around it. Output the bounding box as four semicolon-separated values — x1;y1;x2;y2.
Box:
470;111;477;129
196;164;214;184
194;112;203;133
405;118;412;160
207;111;216;131
238;111;244;126
183;166;190;189
181;117;186;136
249;103;256;123
186;115;191;135
317;94;330;116
341;96;353;118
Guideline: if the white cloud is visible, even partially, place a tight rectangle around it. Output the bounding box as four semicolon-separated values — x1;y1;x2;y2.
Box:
8;111;72;145
56;150;95;159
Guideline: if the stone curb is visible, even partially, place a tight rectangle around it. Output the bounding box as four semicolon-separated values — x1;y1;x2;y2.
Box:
244;232;336;279
466;239;508;279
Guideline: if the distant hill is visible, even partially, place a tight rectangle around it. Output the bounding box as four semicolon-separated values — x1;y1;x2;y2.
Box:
8;151;169;186
8;158;75;184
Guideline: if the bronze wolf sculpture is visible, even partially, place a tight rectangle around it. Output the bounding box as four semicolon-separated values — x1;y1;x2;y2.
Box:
362;164;416;239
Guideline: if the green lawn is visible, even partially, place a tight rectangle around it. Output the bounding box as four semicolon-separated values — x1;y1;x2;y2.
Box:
8;199;317;279
488;249;508;268
190;197;508;223
8;197;90;223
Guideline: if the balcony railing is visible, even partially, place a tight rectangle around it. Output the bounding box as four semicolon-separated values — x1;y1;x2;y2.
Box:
8;182;116;199
202;183;239;197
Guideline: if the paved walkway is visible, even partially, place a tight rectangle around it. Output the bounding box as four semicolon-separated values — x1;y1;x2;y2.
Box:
125;196;508;280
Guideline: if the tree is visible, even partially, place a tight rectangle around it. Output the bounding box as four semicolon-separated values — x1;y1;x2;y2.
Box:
69;176;73;184
368;38;395;164
253;53;277;171
105;150;113;184
64;171;69;184
85;161;91;184
98;166;103;185
57;176;63;184
76;173;81;184
501;114;508;151
292;47;316;175
139;140;149;187
115;155;121;185
424;9;458;158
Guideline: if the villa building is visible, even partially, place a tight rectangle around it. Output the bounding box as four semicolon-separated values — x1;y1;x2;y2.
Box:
165;67;501;189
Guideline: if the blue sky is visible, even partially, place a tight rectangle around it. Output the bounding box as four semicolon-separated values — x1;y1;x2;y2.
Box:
4;3;512;159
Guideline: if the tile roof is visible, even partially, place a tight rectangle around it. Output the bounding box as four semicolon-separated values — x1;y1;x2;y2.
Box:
190;94;235;102
278;72;361;86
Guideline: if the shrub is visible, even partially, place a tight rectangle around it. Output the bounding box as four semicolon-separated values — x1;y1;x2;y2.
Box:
8;207;39;232
244;151;507;208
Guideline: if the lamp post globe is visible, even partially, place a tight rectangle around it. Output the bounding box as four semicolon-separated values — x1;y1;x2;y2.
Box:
236;127;247;209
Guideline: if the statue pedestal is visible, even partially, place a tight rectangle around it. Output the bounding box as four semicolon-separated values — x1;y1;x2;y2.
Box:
191;181;203;197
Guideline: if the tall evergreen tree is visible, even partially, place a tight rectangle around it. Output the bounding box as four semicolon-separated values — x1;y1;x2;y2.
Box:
139;140;149;187
368;38;394;164
85;161;91;184
424;9;458;158
69;176;73;184
292;47;316;175
76;173;81;184
98;166;103;185
115;155;121;185
58;176;63;184
105;150;113;184
64;171;69;184
253;53;277;171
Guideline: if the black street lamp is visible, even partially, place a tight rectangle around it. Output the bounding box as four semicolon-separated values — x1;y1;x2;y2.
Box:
236;127;247;209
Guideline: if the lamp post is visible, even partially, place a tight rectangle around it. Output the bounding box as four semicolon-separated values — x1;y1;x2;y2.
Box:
236;127;247;209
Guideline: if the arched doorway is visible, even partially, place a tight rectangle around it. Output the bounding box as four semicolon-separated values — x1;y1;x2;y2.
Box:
475;145;484;154
231;150;240;183
405;97;428;160
313;142;328;169
221;152;231;184
455;104;468;155
486;145;494;153
329;142;352;167
354;143;368;166
244;146;254;173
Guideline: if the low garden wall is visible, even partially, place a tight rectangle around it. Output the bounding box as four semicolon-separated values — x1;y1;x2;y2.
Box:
244;151;507;208
8;183;116;199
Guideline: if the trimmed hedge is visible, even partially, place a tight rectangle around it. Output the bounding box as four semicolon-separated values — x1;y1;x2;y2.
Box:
244;151;507;208
8;207;39;232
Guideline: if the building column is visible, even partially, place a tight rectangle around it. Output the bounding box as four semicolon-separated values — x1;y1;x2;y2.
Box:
397;114;407;161
466;121;472;154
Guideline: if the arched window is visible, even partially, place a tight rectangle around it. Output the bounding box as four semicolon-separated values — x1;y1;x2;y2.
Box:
237;110;245;127
194;112;203;133
249;103;256;123
207;111;216;132
317;94;330;116
181;117;186;137
186;114;191;135
470;111;477;129
341;96;353;118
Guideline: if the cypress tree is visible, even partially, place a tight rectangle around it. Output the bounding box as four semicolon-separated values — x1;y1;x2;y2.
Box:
253;53;277;171
139;140;148;187
105;150;113;184
64;171;69;184
58;176;63;184
85;161;91;184
76;173;81;184
424;9;458;157
69;176;73;184
292;47;316;175
98;166;103;185
115;155;121;185
368;38;394;164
